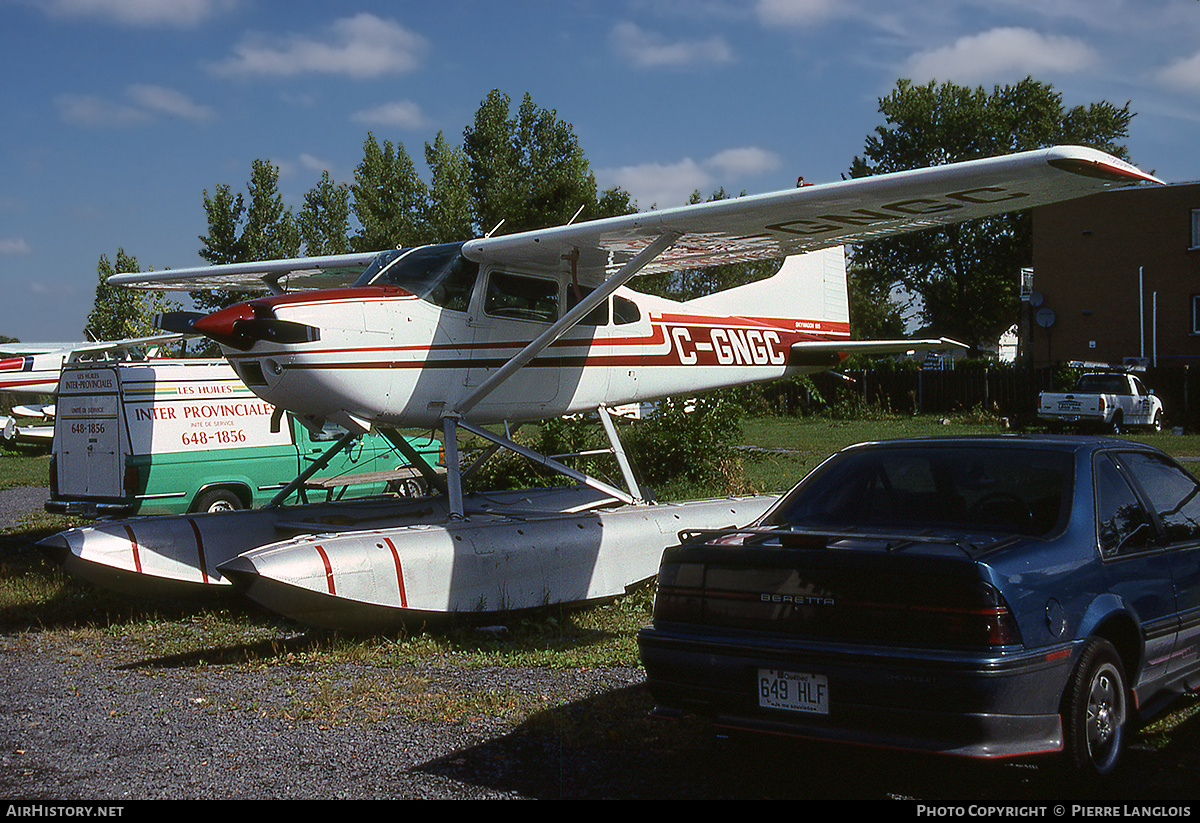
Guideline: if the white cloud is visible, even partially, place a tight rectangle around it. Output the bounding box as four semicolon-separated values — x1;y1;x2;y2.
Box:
599;146;780;209
209;14;429;79
610;21;734;69
42;0;237;27
1157;52;1200;95
0;238;33;255
350;100;429;129
706;147;781;178
755;0;842;26
601;158;710;209
127;84;216;121
56;85;214;128
904;27;1097;85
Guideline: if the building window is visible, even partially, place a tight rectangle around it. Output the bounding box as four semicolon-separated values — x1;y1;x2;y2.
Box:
1193;294;1200;334
1193;209;1200;250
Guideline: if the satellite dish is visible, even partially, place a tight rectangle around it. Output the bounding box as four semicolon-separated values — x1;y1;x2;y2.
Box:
1036;307;1056;328
1029;291;1044;307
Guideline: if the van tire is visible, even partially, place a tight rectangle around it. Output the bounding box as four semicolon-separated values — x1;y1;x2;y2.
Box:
194;489;243;513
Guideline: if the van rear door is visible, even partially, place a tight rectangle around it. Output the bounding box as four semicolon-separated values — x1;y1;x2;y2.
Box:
54;365;126;499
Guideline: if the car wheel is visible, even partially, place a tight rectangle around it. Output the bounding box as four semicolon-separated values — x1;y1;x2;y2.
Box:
1063;638;1128;777
194;489;243;513
1150;411;1163;433
1109;412;1124;435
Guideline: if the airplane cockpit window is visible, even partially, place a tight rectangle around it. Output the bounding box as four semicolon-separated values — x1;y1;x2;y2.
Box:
485;272;559;323
355;242;478;312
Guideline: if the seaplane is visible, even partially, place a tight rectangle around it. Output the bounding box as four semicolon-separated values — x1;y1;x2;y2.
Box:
1;335;184;445
38;146;1162;631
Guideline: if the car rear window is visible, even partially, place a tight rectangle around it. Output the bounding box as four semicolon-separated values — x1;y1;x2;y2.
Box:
771;446;1073;536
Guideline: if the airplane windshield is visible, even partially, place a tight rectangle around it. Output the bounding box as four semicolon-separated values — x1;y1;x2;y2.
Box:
355;242;478;312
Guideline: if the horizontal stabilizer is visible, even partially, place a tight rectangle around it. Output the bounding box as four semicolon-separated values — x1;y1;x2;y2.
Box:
790;337;966;367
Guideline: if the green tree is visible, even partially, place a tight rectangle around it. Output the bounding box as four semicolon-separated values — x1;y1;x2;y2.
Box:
195;159;300;311
849;77;1134;350
86;249;179;341
350;134;429;251
463;90;612;236
298;170;352;256
423;131;474;243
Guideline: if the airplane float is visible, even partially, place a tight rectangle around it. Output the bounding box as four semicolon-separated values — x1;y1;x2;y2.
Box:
39;146;1162;631
1;335;184;445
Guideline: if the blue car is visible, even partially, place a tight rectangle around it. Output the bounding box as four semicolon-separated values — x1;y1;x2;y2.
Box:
637;436;1200;776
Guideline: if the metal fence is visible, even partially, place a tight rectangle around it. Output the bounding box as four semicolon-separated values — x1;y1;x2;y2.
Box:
775;366;1200;430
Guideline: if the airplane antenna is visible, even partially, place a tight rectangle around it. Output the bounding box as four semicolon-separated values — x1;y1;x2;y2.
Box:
485;219;506;238
567;204;586;225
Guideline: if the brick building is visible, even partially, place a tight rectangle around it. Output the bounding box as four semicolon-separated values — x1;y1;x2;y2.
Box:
1026;181;1200;369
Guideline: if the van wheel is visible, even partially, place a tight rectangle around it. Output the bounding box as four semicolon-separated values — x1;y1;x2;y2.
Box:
1062;638;1128;777
194;489;243;513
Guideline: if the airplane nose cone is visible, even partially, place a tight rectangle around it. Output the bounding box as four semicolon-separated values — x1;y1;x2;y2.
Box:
191;303;258;349
185;301;321;351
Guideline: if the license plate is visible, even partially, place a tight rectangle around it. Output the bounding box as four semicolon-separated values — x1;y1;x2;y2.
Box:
758;669;829;714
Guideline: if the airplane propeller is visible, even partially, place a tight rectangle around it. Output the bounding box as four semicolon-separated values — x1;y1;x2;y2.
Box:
156;307;320;351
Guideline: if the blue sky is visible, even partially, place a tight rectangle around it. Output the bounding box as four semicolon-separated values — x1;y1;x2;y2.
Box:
2;0;1198;344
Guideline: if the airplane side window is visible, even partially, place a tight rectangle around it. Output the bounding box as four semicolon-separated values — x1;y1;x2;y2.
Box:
613;295;641;325
566;286;609;326
485;272;560;323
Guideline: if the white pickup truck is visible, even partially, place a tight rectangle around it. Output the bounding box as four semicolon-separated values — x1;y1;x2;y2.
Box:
1038;372;1163;433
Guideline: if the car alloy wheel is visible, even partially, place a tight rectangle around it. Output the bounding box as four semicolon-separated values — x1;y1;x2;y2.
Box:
1063;638;1128;776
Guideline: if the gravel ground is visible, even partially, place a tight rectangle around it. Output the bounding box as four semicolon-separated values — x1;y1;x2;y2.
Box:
5;487;1200;802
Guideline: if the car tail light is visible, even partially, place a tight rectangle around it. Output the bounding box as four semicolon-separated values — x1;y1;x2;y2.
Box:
653;562;706;623
875;581;1022;647
653;559;1022;648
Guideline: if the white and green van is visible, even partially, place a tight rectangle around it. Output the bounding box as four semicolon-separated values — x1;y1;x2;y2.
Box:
46;358;439;518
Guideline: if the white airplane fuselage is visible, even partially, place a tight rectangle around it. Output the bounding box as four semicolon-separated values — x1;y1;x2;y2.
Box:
200;247;851;431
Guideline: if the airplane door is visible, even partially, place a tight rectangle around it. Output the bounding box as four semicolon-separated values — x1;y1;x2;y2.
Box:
466;270;562;408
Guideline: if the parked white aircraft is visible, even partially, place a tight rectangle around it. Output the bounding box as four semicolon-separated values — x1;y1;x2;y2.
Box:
47;145;1156;630
1;335;185;445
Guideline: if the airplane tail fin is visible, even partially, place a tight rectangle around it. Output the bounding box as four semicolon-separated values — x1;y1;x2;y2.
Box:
682;246;849;331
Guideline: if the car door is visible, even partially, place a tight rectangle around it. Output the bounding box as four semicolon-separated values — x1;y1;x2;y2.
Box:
1093;452;1179;694
1112;450;1200;683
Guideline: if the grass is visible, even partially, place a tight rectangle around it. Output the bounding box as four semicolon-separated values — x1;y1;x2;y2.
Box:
0;443;51;489
5;413;1200;729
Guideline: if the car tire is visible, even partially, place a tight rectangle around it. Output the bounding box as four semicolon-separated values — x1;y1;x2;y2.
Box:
1062;638;1128;777
1150;410;1163;433
1109;412;1124;435
194;489;243;513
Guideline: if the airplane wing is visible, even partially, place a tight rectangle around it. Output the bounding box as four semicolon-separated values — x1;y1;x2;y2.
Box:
108;146;1159;293
108;252;378;292
63;333;191;359
463;145;1160;282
